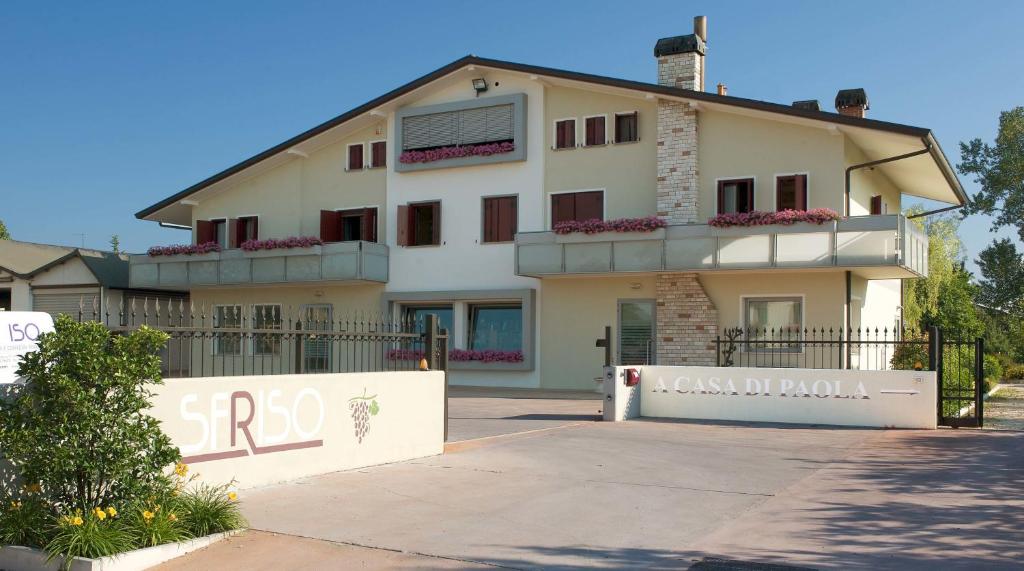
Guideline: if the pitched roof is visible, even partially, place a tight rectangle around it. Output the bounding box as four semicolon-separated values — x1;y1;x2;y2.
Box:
135;55;966;220
0;239;129;287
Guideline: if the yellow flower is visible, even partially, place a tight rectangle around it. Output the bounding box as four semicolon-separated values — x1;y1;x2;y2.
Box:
93;507;106;520
10;501;21;510
106;507;117;517
154;504;161;512
23;483;41;494
227;491;237;502
70;516;83;526
168;513;178;522
174;462;189;478
142;510;154;522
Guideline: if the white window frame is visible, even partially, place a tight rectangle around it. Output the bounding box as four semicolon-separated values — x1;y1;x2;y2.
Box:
208;217;229;248
250;303;283;356
552;117;577;150
346;142;366;171
612;110;640;144
739;294;806;354
333;204;381;242
368;139;387;169
547;188;606;230
212;303;243;356
713;176;758;216
582;114;609;147
772;172;811;211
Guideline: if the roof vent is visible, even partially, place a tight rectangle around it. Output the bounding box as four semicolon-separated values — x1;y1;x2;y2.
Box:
835;88;869;118
792;100;821;111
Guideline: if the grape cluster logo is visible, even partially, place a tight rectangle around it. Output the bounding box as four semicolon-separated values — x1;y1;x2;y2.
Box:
348;389;380;443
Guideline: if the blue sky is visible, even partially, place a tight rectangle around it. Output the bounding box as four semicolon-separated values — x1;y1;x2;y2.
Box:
2;1;1021;275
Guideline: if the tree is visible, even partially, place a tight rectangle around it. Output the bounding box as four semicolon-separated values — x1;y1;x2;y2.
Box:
109;234;121;254
959;106;1024;317
0;219;10;240
0;316;180;510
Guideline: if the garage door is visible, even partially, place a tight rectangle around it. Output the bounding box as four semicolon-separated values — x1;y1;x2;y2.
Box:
32;290;100;320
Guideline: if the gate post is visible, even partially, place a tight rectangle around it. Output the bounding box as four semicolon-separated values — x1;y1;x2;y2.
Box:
975;336;985;428
439;327;449;442
423;314;439;371
928;326;943;423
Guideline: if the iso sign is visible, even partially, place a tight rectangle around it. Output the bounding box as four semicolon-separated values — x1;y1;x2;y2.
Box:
0;312;55;384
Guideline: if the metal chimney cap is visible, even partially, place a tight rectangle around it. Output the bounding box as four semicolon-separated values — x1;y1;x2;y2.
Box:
835;88;869;110
654;34;706;57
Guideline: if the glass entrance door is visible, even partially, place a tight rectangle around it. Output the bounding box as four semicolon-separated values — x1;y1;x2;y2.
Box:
302;304;333;373
618;300;655;365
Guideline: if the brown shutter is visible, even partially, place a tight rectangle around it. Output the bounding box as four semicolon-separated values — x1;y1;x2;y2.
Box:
744;180;754;213
320;210;341;242
555;122;566;149
870;195;883;215
576;191;603;221
361;208;377;242
371;142;386;168
565;121;575;147
396;205;410;246
431;202;441;245
196;220;214;244
348;144;363;170
228;218;240;248
250;217;259;241
795;175;807;211
483;197;496;243
551;193;573;226
499;196;517;241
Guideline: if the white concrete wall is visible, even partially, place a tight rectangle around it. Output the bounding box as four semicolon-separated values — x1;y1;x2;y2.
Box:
639;365;936;429
150;371;444;488
0;271;32;311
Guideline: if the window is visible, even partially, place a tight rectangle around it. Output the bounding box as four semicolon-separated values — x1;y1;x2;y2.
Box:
870;195;884;215
584;116;606;146
743;297;803;352
320;208;378;243
347;143;364;170
403;305;454;334
212;219;228;247
370;141;386;168
252;304;282;356
234;216;258;247
776;174;808;211
614;112;639;143
469;304;523;351
213;305;242;355
482;196;517;243
717;179;755;215
397;201;441;247
619;300;655;365
554;119;576;149
401;103;513;151
550;190;603;227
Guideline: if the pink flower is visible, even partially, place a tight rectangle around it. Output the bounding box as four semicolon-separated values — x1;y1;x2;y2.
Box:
239;236;323;252
399;141;515;164
147;241;222;256
553;216;667;235
707;209;840;228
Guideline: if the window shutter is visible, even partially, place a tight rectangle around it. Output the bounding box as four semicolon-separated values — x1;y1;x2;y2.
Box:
585;118;595;146
396;205;410;246
551;194;573;226
361;208;378;242
250;217;259;241
795;175;807;211
870;195;883;215
717;182;726;215
577;191;603;221
348;145;363;170
196;220;214;244
555;122;566;149
744;180;755;213
431;202;441;245
371;141;386;168
320;210;341;242
228;218;240;248
499;197;517;241
483;197;496;243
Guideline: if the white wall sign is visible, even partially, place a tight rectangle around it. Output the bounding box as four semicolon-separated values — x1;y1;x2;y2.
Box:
0;312;55;384
639;365;937;429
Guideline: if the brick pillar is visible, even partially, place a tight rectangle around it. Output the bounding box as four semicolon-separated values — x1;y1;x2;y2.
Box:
656;100;698;225
656;273;718;366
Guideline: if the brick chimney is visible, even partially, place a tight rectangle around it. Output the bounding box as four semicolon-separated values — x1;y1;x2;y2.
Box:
654;16;707;91
835;88;869;118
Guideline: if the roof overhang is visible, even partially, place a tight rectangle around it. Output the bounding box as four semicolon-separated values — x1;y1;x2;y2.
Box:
136;56;966;224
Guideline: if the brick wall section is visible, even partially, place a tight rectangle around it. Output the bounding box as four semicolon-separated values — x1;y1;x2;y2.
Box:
656;273;718;366
656;100;698;225
657;52;702;90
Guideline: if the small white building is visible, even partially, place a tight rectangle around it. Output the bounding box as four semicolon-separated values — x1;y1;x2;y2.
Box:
0;240;185;321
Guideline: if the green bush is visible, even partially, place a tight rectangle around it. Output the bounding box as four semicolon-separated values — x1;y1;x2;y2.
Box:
123;498;191;548
0;492;51;548
984;354;1004;389
177;481;247;537
1006;364;1024;380
891;337;929;370
45;508;133;569
0;316;180;512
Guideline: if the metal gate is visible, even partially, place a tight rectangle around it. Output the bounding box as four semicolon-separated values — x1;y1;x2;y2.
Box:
935;331;985;428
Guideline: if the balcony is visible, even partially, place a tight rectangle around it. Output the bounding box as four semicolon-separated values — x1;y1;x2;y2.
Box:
129;241;389;289
515;214;927;279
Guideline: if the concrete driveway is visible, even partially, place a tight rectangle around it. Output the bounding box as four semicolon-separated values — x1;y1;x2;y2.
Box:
157;399;1024;570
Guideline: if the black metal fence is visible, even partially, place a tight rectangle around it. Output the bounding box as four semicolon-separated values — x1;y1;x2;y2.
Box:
714;326;985;427
74;297;448;379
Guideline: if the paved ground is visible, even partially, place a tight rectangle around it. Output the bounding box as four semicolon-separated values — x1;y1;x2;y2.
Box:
446;387;602;442
985;383;1024;430
154;397;1024;570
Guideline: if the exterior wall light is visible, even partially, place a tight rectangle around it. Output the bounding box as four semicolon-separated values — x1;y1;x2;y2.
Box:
472;78;488;96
